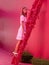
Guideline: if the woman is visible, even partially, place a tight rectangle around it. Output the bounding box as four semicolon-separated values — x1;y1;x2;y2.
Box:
13;7;27;55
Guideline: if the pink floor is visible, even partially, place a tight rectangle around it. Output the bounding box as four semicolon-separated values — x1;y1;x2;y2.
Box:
0;48;32;65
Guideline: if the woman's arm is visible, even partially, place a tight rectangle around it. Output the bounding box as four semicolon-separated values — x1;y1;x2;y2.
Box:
20;15;26;34
22;21;26;34
22;21;24;30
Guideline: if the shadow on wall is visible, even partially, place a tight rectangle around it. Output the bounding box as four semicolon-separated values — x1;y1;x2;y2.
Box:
0;40;4;48
0;9;20;51
0;9;20;18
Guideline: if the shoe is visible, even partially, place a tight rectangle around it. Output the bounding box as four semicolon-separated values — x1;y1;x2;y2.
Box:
12;52;18;55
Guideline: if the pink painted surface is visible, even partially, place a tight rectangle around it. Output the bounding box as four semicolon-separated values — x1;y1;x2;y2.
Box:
0;0;49;60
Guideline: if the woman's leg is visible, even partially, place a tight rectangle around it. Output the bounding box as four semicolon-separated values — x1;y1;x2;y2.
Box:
11;40;22;64
14;40;22;53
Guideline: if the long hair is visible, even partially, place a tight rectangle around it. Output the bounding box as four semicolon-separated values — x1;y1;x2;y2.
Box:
22;7;27;17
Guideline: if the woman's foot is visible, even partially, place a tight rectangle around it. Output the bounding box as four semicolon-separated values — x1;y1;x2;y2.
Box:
12;52;18;56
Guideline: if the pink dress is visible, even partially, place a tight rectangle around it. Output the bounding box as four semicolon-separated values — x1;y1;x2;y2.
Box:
16;15;27;40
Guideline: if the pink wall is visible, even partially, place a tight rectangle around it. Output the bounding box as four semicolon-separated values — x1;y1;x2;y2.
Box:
0;0;49;59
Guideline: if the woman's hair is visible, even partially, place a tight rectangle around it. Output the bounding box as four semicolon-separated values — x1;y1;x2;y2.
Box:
22;7;27;17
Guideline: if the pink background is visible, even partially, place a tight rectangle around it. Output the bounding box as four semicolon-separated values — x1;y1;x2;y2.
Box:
0;0;49;59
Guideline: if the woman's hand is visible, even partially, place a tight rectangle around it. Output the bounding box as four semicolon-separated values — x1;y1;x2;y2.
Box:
24;32;26;36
